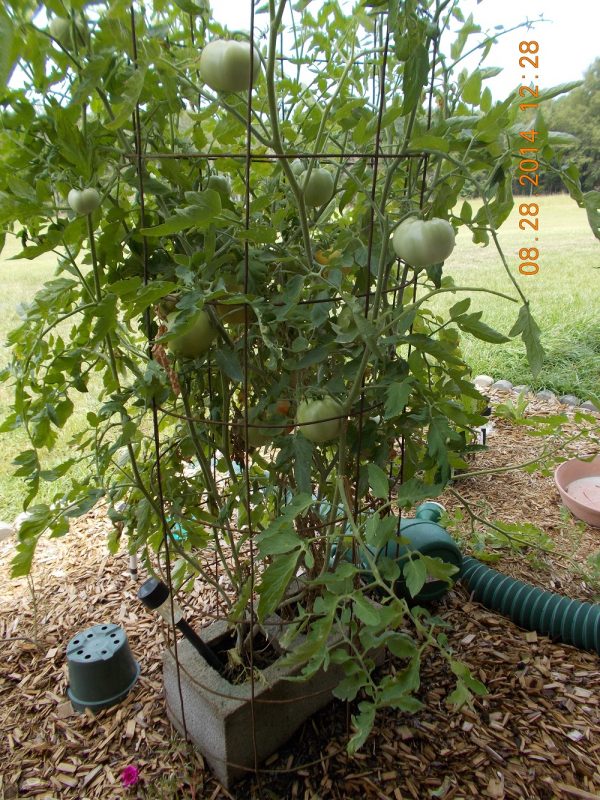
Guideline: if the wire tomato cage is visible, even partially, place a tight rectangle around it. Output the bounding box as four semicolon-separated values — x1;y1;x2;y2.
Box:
125;0;437;782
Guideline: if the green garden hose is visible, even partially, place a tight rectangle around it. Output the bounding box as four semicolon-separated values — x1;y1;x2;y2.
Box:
460;556;600;656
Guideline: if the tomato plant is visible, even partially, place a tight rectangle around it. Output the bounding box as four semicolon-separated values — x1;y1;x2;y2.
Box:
0;0;592;752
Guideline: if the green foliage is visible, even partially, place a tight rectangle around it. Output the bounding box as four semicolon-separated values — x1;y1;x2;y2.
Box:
0;0;593;752
541;59;600;195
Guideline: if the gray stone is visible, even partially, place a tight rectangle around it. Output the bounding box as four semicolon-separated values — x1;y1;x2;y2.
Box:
559;394;580;407
513;385;530;395
536;390;556;402
492;380;513;391
163;618;382;787
0;521;14;541
580;400;599;413
473;374;494;388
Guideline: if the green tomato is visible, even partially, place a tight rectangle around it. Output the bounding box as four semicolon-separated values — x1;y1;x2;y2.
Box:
296;396;344;443
166;310;216;359
235;418;271;448
395;38;411;62
290;158;305;176
207;174;231;196
392;217;455;268
303;168;335;207
67;188;101;215
199;39;260;93
157;293;180;317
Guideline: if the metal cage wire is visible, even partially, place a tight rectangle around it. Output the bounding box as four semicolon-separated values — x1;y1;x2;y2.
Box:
127;0;437;781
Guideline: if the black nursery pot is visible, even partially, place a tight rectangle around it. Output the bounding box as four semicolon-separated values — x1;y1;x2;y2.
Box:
66;623;140;713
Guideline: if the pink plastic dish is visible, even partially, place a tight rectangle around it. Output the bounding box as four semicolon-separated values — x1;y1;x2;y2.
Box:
554;455;600;528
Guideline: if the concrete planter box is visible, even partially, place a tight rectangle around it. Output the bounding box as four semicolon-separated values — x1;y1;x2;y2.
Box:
162;618;349;787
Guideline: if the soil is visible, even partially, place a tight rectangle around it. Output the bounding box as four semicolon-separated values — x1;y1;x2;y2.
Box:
1;391;599;799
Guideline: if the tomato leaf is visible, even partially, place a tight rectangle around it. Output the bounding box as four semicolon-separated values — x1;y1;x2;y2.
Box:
105;67;147;131
364;514;397;549
367;463;389;499
384;379;412;419
408;134;449;154
352;594;381;626
397;477;444;507
256;550;301;622
214;347;243;383
583;190;600;241
293;435;313;495
0;6;19;88
509;303;545;377
348;702;376;754
403;557;427;598
457;313;509;344
141;192;221;235
402;43;429;115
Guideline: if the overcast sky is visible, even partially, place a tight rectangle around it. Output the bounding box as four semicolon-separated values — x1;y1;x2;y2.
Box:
211;0;598;101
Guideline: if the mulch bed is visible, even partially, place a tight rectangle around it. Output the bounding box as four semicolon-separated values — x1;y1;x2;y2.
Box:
1;393;599;800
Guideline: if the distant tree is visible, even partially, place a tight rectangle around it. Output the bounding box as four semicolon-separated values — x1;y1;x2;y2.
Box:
542;58;600;193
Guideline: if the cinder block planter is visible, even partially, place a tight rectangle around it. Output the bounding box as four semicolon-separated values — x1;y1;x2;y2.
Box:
162;619;348;788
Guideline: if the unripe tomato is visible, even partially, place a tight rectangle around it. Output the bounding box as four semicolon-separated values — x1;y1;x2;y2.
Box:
392;217;455;268
315;249;342;266
67;188;101;215
207;174;231;196
157;293;180;317
276;398;291;416
291;158;305;176
213;302;255;326
199;39;261;93
296;396;344;443
166;310;216;359
235;418;270;447
303;169;334;207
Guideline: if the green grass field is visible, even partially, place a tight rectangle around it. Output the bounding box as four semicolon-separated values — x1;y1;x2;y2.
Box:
439;193;600;396
0;240;98;522
0;193;598;521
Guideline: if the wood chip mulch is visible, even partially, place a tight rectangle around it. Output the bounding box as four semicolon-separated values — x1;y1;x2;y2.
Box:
0;394;599;800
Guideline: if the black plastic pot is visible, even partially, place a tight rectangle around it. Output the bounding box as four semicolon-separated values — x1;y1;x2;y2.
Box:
66;623;140;713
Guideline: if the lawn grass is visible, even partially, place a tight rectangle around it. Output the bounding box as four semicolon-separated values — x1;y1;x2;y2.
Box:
0;193;598;521
0;237;98;522
435;193;600;399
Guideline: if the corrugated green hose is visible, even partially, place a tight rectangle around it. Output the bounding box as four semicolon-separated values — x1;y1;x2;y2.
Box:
460;556;600;655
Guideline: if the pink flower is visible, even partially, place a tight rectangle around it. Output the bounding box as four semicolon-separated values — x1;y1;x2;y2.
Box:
120;765;140;788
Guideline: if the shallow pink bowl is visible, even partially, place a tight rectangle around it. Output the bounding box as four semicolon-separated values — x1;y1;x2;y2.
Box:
554;455;600;528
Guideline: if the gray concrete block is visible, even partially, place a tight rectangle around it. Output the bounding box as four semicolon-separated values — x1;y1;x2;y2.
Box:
559;394;580;407
535;390;556;402
162;619;349;787
513;385;530;395
0;521;14;541
580;400;599;413
492;380;513;391
473;375;494;388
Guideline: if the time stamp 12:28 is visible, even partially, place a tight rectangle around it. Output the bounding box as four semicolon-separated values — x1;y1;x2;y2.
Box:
517;39;541;276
